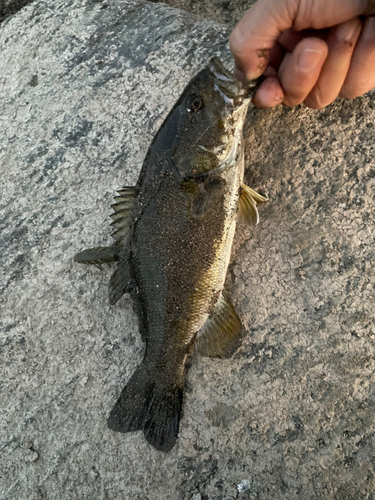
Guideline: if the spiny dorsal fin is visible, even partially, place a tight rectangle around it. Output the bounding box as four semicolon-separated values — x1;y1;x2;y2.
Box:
195;291;242;358
110;186;136;247
237;184;268;226
74;246;122;265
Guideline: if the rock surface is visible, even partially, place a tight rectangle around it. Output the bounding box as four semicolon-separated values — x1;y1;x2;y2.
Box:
149;0;256;26
0;0;34;23
1;0;375;499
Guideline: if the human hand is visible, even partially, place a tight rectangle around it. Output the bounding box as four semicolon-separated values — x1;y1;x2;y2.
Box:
229;0;375;108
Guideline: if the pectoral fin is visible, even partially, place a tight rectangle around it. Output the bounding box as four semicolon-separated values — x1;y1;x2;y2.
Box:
110;186;136;246
237;184;268;226
195;291;242;358
74;246;122;265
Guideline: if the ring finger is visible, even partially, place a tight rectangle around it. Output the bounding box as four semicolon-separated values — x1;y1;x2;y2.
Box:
304;17;362;108
340;16;375;99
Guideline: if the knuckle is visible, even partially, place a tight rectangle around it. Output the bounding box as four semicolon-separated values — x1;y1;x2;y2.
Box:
340;79;375;99
283;93;304;107
339;88;352;99
339;87;361;99
305;87;328;109
304;97;327;109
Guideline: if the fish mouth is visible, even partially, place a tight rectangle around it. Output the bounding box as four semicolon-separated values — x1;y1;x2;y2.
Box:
208;57;259;105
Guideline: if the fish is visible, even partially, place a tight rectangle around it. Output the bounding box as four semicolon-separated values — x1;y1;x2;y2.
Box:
74;57;267;452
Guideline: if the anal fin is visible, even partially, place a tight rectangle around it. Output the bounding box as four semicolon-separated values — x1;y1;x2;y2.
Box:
237;184;268;226
195;291;242;358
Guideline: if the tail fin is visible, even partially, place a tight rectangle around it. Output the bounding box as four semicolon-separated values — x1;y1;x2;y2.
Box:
107;364;184;452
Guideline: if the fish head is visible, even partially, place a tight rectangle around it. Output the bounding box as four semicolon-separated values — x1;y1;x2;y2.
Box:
169;57;258;179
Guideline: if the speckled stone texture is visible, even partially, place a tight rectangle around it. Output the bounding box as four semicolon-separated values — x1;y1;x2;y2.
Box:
0;0;34;23
148;0;257;26
1;0;375;499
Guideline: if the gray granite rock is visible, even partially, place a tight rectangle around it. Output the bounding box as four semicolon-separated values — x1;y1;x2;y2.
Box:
0;0;34;23
149;0;257;26
1;0;375;499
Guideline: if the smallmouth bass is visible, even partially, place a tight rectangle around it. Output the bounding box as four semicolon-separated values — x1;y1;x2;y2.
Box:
74;58;267;451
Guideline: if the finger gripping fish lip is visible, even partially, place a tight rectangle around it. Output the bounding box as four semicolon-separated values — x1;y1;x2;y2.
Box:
208;56;261;102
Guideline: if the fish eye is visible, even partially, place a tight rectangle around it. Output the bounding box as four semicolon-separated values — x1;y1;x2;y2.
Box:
188;96;204;112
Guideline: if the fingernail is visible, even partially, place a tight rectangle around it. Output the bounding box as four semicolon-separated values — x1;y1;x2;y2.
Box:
335;19;360;43
297;49;323;73
362;16;375;41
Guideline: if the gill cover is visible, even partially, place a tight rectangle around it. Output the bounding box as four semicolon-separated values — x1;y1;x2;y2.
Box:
156;58;254;179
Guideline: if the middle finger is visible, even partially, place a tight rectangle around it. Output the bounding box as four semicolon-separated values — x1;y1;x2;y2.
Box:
278;37;329;107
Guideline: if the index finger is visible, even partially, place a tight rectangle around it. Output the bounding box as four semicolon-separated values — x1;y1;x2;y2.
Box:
229;0;300;80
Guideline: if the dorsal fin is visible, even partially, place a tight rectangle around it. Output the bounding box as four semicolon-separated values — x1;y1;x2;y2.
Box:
110;186;136;246
237;184;268;226
195;291;242;358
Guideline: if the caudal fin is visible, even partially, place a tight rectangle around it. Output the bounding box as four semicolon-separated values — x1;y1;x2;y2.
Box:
107;365;184;452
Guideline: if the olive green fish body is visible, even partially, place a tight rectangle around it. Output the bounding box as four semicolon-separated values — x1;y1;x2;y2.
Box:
130;153;242;368
74;58;267;451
